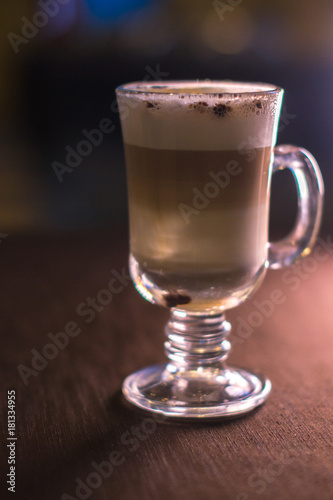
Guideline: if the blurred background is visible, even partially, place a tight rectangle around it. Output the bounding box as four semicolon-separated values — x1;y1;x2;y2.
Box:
0;0;332;235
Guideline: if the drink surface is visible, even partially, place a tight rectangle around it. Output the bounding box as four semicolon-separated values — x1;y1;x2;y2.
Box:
117;81;281;311
117;81;280;152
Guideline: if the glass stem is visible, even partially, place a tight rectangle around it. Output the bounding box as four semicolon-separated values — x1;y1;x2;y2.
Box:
164;309;232;371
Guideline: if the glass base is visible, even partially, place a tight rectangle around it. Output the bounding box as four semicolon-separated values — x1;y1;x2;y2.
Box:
123;363;271;419
123;310;271;419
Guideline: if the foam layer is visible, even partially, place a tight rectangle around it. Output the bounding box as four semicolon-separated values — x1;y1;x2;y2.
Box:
116;81;283;151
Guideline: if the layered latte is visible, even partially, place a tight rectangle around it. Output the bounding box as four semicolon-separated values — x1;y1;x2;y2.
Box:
117;81;282;311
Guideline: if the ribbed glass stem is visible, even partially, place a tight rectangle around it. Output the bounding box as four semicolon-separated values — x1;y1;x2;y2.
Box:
164;309;232;368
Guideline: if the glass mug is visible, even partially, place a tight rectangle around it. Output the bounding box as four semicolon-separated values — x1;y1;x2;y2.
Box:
116;81;324;419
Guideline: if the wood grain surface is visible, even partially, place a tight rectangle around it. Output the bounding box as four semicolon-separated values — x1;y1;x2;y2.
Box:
1;231;333;500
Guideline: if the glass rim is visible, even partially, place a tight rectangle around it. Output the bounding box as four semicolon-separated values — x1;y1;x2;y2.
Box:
116;80;283;97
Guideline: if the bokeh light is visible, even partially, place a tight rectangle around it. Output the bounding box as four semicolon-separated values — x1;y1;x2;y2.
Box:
85;0;151;22
201;8;254;55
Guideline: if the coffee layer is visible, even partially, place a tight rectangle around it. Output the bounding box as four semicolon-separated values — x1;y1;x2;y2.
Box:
125;144;272;310
126;145;271;271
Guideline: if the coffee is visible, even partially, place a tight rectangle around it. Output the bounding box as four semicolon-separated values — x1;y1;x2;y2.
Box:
117;82;280;311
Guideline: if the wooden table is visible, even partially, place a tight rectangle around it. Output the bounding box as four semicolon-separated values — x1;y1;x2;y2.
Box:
1;231;333;500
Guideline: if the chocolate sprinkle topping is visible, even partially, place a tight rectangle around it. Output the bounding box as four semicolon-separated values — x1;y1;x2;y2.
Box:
164;293;192;308
192;101;209;113
213;104;231;117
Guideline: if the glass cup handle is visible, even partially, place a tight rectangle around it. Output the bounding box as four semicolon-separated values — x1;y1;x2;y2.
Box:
268;145;324;269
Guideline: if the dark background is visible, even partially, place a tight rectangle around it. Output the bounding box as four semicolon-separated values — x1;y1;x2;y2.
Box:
0;0;332;235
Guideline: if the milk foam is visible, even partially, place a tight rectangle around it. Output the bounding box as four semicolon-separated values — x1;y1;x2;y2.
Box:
116;81;283;151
